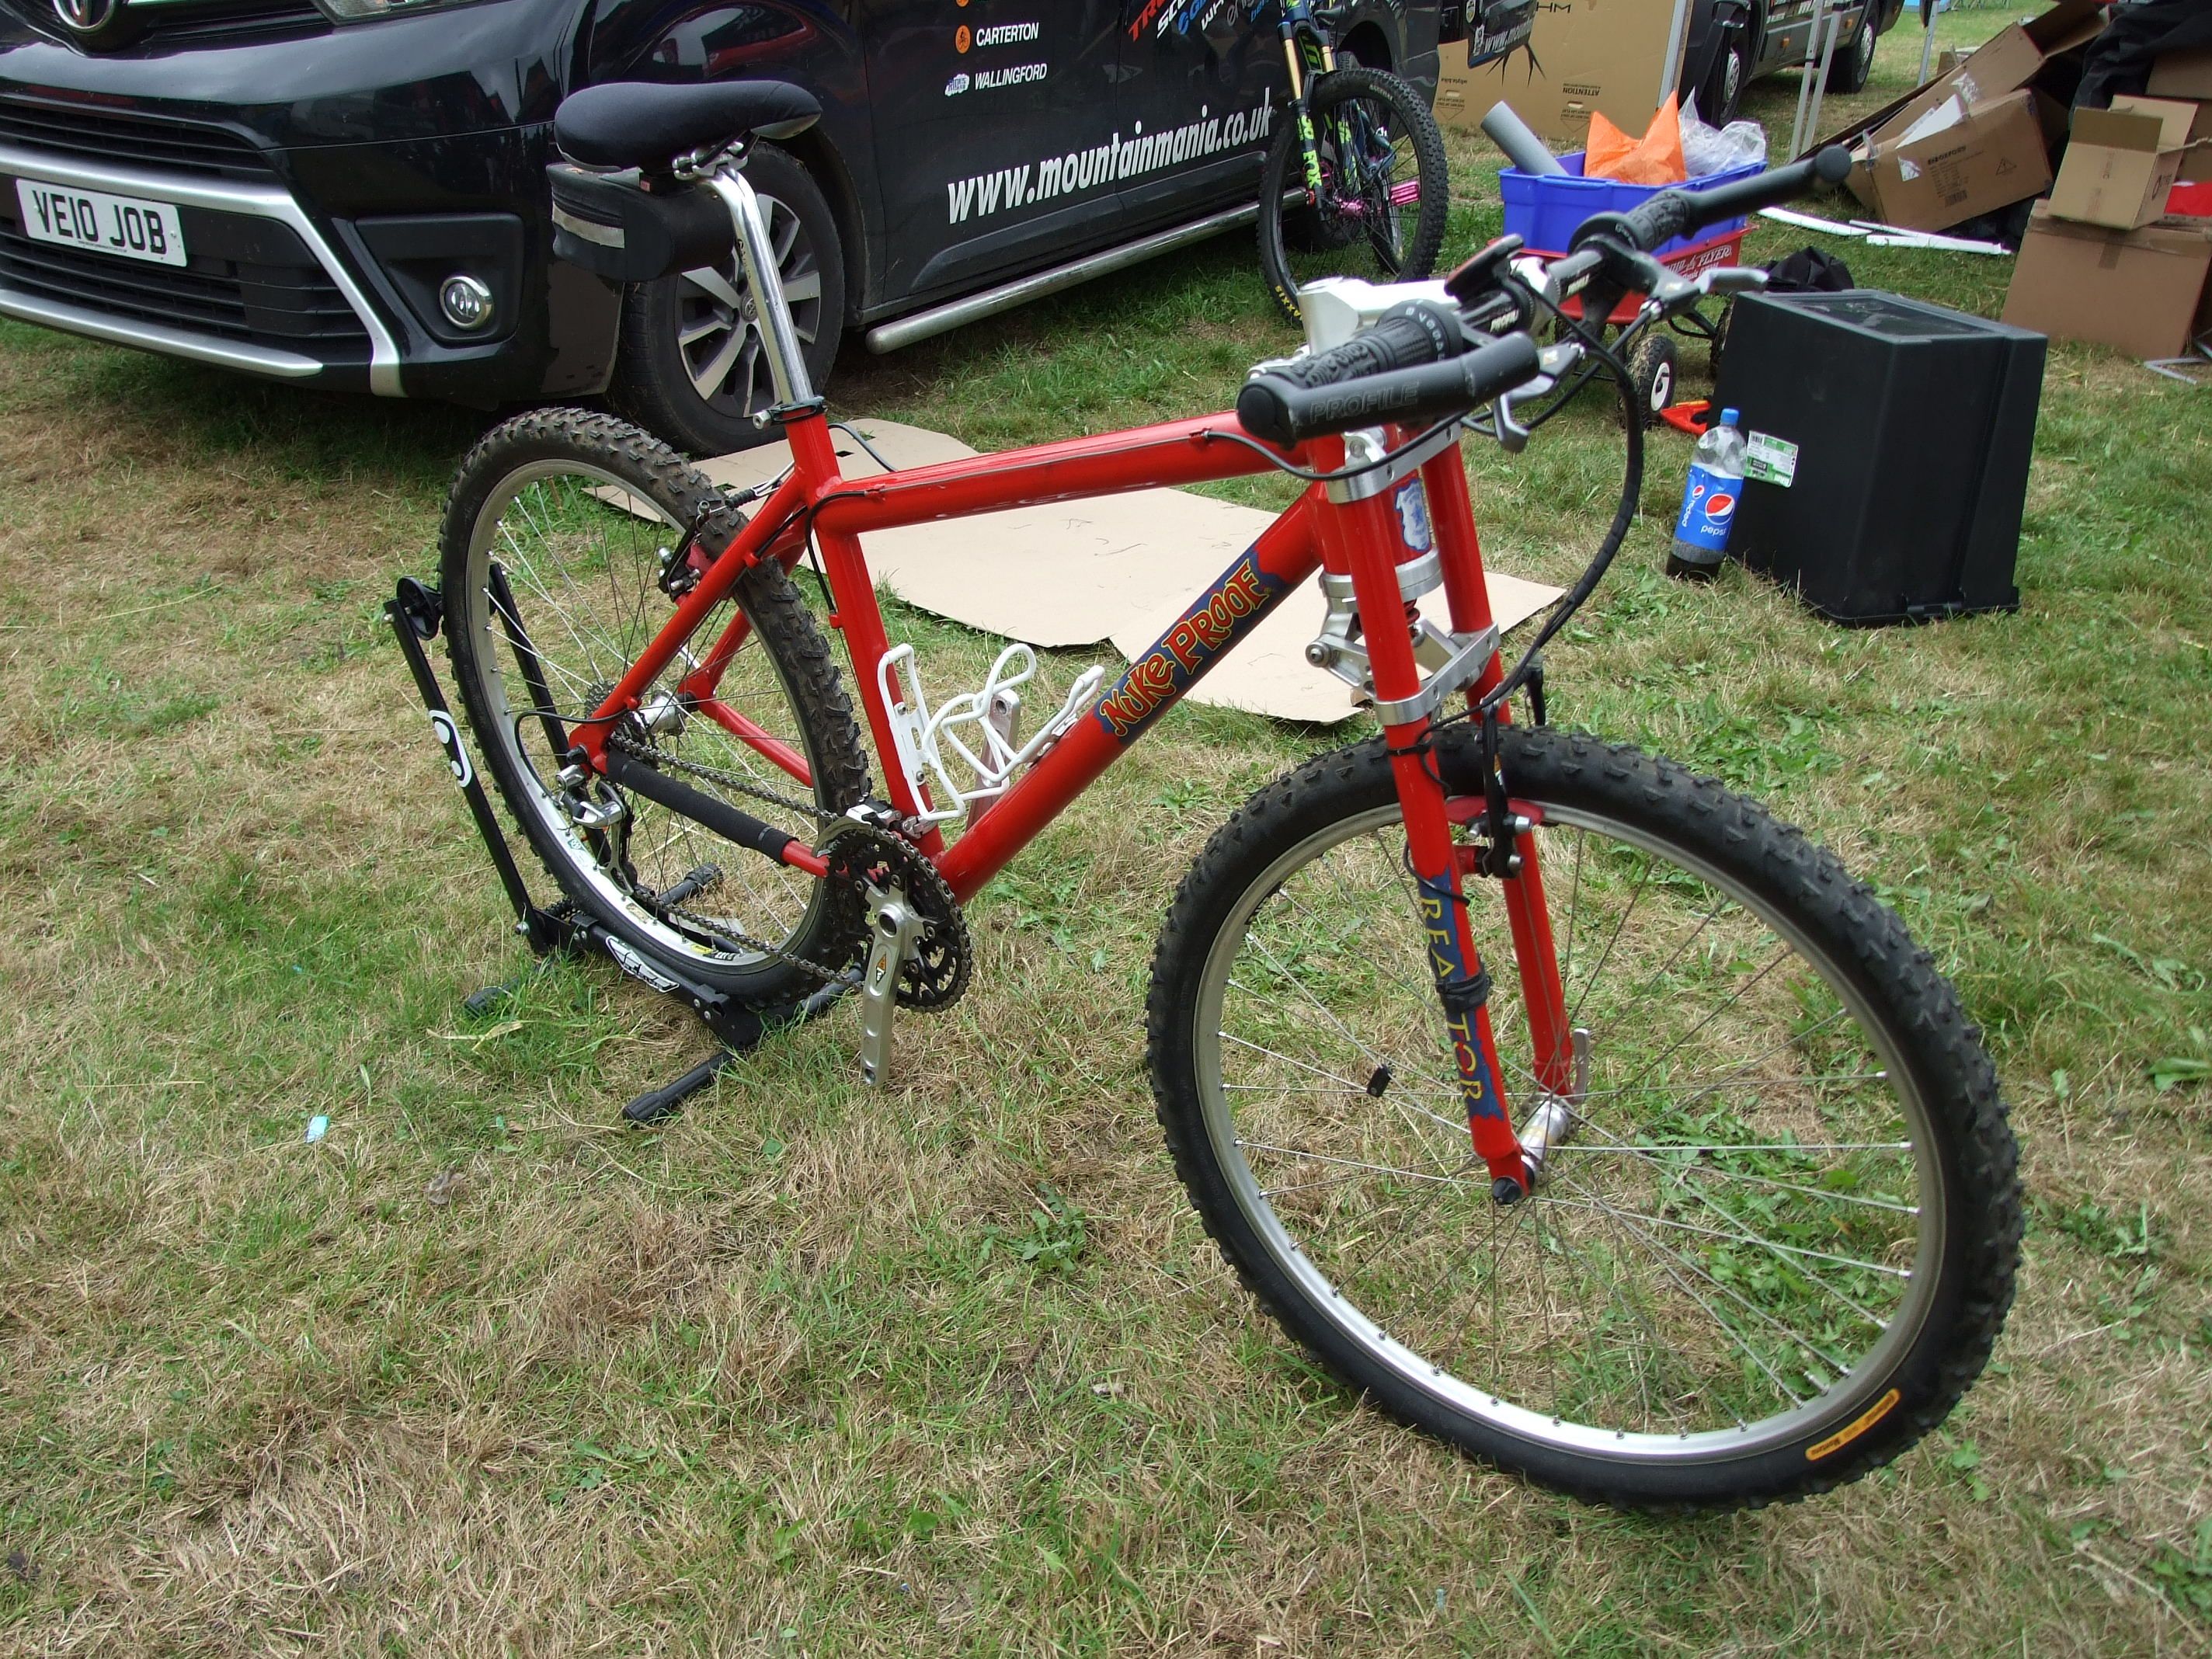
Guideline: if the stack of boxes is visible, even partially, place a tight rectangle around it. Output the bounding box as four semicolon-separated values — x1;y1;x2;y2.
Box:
1822;0;2104;234
2002;50;2212;362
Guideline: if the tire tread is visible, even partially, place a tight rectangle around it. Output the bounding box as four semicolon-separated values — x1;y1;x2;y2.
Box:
438;406;871;1003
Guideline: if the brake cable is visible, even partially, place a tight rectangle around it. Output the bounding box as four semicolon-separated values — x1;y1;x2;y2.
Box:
1469;260;1647;719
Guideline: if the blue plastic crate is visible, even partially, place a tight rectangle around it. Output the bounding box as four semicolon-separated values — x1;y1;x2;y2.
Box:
1500;153;1764;258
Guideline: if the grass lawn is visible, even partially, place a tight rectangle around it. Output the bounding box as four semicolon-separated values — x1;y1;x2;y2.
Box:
3;13;2209;1654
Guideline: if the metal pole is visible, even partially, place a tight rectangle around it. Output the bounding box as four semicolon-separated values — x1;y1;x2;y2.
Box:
1918;0;1939;85
1658;0;1693;112
706;165;809;407
1790;0;1842;161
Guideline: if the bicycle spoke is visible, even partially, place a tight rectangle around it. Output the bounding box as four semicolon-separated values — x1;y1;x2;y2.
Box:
1566;852;1654;1030
452;436;839;978
1552;1170;1859;1380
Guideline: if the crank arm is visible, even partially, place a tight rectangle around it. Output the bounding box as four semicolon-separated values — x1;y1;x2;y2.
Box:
857;890;923;1087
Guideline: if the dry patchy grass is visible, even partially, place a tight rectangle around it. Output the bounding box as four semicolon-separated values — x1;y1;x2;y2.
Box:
2;24;2210;1655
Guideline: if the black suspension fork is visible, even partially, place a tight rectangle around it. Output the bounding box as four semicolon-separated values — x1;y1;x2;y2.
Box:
1277;5;1332;197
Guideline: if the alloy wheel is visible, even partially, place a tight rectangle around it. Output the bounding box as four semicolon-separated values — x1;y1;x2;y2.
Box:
674;193;824;421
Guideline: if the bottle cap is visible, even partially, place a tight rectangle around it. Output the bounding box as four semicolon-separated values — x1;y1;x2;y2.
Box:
1720;408;1741;426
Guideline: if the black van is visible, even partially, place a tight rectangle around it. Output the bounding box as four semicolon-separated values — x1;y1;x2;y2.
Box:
0;0;1440;450
1684;0;1908;124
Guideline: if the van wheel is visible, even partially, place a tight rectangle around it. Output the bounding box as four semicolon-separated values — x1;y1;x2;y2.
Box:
610;144;844;457
1827;10;1876;95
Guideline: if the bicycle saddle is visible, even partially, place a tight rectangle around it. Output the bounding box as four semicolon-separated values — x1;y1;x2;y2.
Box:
554;81;821;172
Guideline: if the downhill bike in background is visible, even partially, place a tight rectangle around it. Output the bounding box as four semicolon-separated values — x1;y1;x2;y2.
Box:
1248;0;1451;325
414;77;2020;1511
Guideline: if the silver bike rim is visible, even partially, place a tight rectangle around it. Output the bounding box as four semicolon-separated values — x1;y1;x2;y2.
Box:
1190;798;1946;1465
461;458;827;970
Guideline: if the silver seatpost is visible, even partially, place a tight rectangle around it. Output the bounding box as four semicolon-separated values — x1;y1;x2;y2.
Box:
701;161;814;409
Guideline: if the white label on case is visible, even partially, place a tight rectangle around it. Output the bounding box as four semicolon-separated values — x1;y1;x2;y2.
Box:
1746;432;1800;488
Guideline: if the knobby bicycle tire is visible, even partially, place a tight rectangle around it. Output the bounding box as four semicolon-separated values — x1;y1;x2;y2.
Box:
1146;724;2019;1509
1259;66;1451;327
439;407;870;1004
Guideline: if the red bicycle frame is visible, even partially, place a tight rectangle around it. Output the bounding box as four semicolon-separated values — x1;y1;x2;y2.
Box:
574;402;1566;1190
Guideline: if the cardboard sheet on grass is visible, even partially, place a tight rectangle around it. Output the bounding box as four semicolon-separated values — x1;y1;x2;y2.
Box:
687;420;1560;726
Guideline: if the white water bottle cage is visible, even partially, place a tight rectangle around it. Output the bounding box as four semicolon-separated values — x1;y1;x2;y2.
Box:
876;643;1105;827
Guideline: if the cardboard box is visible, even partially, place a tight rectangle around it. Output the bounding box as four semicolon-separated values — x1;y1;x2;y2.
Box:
2002;203;2212;360
2148;48;2212;102
1435;0;1687;147
1810;0;2103;158
1937;0;2104;108
2175;96;2212;185
1850;90;2054;232
2049;96;2200;230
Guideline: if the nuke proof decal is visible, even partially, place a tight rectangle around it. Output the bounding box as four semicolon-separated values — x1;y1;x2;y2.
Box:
946;89;1273;224
1092;550;1288;741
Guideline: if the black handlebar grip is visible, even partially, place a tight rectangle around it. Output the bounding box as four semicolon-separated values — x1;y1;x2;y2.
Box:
1237;332;1542;446
1264;299;1470;392
1609;144;1855;255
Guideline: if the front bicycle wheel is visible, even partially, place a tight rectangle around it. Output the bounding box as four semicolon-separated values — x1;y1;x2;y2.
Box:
1258;66;1450;326
1146;725;2019;1509
439;409;871;1005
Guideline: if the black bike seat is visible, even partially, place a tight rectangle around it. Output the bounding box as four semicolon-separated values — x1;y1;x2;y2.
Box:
554;81;821;172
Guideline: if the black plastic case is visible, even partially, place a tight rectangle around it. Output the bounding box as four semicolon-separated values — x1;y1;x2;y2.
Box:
1713;291;2046;625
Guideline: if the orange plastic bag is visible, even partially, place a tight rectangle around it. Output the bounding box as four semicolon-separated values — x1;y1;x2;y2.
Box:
1584;96;1688;186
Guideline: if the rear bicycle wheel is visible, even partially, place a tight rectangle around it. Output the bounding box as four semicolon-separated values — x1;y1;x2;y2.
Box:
1259;66;1449;326
438;408;870;1004
1146;725;2019;1508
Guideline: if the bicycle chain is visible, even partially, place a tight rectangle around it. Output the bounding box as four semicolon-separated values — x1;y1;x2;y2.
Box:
606;730;823;826
601;731;971;1008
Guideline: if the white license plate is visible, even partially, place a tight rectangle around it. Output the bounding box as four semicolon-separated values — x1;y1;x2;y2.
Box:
14;179;187;267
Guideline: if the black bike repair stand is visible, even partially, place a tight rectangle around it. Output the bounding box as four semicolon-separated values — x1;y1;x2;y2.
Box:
384;576;843;1125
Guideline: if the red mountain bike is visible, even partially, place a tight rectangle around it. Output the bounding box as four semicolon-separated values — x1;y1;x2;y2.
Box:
429;80;2019;1510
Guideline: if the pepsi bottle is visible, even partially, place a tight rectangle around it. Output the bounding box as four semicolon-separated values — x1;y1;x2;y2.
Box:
1668;407;1746;582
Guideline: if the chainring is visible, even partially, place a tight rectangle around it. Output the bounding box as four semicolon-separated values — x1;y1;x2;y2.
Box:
824;821;972;1010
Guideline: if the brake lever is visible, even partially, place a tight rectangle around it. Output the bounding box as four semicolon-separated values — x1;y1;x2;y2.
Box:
1636;264;1772;327
1490;342;1584;454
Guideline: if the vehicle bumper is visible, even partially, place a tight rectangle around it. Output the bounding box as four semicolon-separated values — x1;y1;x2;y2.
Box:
0;9;615;402
0;137;407;391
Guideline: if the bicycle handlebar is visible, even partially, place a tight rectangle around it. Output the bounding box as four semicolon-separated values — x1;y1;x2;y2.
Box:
1578;145;1853;258
1236;303;1541;445
1233;150;1847;449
